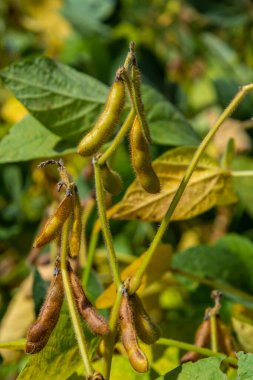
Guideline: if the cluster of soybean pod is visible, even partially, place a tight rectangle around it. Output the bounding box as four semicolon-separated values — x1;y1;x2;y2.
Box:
26;42;162;377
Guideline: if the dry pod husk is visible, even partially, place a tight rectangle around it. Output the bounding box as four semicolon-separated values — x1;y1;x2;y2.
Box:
33;193;73;248
119;291;149;373
69;187;82;258
25;266;64;354
78;71;125;157
100;162;123;195
130;293;160;344
130;116;160;194
217;318;236;357
180;318;211;363
69;266;109;335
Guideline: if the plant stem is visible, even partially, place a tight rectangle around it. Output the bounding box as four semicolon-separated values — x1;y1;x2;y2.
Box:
172;268;253;304
103;287;123;380
80;198;95;268
61;218;93;376
156;338;238;367
0;339;26;351
210;314;218;352
129;83;253;294
83;225;99;287
98;109;135;166
231;170;253;177
93;161;122;289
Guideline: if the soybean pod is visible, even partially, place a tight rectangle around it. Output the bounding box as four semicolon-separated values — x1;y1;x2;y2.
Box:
217;318;235;357
119;291;149;373
25;265;64;354
33;191;73;248
130;294;160;344
68;266;109;336
130;116;160;194
69;185;82;258
78;70;125;157
100;161;122;195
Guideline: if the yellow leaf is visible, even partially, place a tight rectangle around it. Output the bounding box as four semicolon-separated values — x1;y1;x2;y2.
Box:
1;97;27;123
232;305;253;353
109;147;237;222
96;244;172;309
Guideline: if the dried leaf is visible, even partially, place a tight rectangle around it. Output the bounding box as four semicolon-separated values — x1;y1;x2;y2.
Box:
109;147;237;222
96;244;171;309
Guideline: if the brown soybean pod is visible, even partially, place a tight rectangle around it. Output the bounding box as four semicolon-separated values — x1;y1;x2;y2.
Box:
180;318;211;364
69;269;109;335
77;73;125;157
217;318;235;357
25;269;64;354
33;194;73;248
100;162;123;195
130;294;160;344
69;188;82;258
130;116;160;194
119;292;149;373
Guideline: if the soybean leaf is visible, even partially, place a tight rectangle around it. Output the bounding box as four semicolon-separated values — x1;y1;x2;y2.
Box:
0;56;108;142
109;147;237;222
155;357;227;380
236;352;253;379
32;269;49;317
0;115;75;163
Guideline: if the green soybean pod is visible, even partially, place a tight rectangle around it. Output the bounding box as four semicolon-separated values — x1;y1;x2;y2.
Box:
119;291;149;373
130;116;160;194
130;294;160;344
77;71;125;157
100;162;123;195
69;186;82;258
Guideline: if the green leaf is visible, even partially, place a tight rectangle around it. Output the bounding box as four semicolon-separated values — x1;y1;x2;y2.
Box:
142;85;200;147
173;234;253;301
156;356;227;380
0;115;75;163
236;351;253;380
32;269;49;317
109;147;237;222
0;56;108;141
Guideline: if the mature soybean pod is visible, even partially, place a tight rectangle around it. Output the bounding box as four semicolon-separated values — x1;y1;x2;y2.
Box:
130;116;160;194
33;194;73;248
217;318;235;357
130;294;160;344
180;318;211;363
100;162;122;195
69;269;109;335
77;72;125;157
25;269;64;354
69;188;82;258
119;292;149;373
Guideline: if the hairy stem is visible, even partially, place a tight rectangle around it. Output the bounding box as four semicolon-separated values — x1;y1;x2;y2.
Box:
94;161;122;288
210;314;218;352
61;218;93;376
103;287;123;380
156;338;238;367
129;83;253;294
98;109;135;166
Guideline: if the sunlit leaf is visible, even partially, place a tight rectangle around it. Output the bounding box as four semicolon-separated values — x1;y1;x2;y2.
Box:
109;147;237;222
236;351;253;380
96;244;171;309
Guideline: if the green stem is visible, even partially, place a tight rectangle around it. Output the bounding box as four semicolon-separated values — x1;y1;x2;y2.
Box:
0;339;26;351
210;314;218;352
231;170;253;177
93;161;122;289
61;218;93;376
129;83;253;294
83;226;99;287
172;268;253;304
103;287;123;380
98;109;135;166
156;338;238;367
